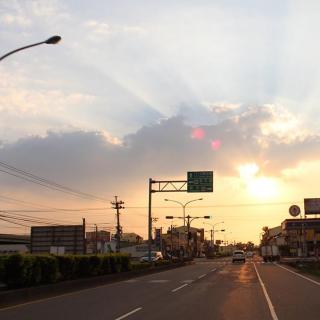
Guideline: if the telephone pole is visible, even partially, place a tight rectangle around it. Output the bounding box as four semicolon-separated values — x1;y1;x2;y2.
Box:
111;196;125;253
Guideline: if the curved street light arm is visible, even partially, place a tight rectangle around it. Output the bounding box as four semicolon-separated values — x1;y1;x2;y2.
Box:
0;36;61;62
164;199;184;207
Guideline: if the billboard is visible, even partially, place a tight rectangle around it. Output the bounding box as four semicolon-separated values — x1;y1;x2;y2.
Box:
304;198;320;215
31;225;85;254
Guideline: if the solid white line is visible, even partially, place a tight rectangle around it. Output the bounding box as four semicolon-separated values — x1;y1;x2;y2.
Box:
198;274;207;279
114;307;142;320
276;264;320;286
210;268;217;272
171;283;188;293
253;263;279;320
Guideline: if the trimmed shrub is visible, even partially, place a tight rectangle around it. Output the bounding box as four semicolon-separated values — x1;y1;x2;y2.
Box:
100;255;111;274
75;255;91;277
38;255;58;283
89;255;101;276
0;255;8;283
56;255;76;280
1;253;132;288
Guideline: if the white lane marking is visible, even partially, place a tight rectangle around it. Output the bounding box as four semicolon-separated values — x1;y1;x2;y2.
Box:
198;274;207;279
210;268;217;272
171;283;188;293
276;264;320;286
182;280;194;283
253;263;279;320
148;280;169;283
114;307;142;320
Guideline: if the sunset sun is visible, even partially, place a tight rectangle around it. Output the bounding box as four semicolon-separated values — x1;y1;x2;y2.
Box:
238;163;278;199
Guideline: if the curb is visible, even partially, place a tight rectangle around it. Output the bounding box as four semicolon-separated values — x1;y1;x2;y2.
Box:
0;261;193;309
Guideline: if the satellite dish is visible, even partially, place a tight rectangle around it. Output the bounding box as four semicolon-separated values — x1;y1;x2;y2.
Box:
289;205;301;217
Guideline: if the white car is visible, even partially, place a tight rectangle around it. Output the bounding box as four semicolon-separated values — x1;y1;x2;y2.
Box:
232;250;246;263
140;251;163;262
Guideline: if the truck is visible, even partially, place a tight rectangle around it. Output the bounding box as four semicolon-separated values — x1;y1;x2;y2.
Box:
261;245;280;262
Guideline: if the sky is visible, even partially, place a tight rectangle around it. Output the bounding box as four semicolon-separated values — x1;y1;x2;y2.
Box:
1;0;320;244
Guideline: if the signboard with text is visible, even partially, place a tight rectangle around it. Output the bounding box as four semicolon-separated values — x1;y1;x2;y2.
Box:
304;198;320;215
187;171;213;193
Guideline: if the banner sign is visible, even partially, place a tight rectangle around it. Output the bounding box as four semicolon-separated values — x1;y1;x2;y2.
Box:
304;198;320;215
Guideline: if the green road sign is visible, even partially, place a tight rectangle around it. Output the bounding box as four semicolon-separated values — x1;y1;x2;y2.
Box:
187;171;213;193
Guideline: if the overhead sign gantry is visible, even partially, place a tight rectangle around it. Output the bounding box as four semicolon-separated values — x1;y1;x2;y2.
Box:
147;171;213;262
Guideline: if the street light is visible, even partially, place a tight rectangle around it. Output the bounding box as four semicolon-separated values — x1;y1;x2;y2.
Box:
0;35;62;62
203;221;224;248
164;198;203;227
166;214;211;257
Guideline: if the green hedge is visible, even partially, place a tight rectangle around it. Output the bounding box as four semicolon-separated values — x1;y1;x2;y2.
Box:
0;253;131;288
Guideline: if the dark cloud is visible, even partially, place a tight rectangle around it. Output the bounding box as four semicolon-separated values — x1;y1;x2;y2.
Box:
0;106;319;200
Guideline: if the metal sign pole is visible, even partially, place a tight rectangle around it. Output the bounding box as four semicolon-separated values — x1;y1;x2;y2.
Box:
148;178;153;263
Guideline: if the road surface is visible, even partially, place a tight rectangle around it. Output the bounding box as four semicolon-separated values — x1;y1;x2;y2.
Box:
1;256;319;320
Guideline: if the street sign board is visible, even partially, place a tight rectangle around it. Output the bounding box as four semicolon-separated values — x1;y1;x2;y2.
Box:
187;171;213;193
289;205;301;217
304;198;320;215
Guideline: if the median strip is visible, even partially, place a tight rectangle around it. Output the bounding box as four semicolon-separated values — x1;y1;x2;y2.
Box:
114;307;142;320
171;283;188;293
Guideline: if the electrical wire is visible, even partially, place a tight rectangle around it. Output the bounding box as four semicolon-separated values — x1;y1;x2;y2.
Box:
0;160;110;203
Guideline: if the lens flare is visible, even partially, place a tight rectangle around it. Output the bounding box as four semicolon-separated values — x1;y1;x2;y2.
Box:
211;140;221;150
191;128;205;140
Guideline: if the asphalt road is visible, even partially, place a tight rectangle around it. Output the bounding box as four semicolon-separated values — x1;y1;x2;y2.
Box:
1;257;319;320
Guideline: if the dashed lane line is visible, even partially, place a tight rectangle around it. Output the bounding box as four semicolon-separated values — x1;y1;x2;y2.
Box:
253;263;279;320
276;263;320;286
198;274;207;279
114;307;142;320
171;283;189;293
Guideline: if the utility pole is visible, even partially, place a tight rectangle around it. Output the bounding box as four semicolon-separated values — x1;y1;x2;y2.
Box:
210;230;213;247
82;218;86;254
111;196;124;253
95;224;98;254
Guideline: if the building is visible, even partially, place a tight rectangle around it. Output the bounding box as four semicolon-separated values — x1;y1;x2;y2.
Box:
281;218;320;257
0;234;30;254
86;230;111;254
162;226;205;257
121;233;143;244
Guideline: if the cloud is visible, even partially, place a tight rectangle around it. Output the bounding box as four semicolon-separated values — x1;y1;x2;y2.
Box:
84;20;147;38
0;105;319;202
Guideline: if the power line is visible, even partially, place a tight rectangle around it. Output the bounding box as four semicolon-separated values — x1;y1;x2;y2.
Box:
0;217;30;227
0;160;110;203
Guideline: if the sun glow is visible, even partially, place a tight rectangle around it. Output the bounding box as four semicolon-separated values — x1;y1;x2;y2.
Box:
238;163;279;199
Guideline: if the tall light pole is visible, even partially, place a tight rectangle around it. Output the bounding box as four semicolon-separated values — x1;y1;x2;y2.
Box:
0;35;61;62
204;221;224;247
164;198;203;227
166;215;211;257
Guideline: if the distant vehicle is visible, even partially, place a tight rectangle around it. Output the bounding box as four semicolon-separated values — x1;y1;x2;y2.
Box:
246;251;254;258
232;250;246;263
261;245;280;262
140;251;163;262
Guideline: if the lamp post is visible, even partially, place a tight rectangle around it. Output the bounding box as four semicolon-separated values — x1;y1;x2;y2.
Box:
203;221;224;248
166;214;211;257
164;198;203;227
0;35;62;62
